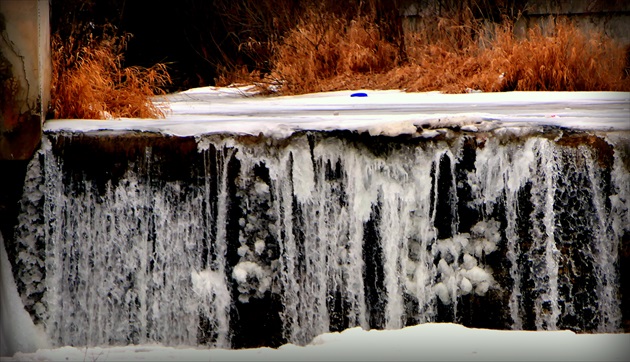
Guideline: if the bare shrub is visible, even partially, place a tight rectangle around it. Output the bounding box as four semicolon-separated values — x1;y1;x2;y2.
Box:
50;29;171;120
270;13;399;93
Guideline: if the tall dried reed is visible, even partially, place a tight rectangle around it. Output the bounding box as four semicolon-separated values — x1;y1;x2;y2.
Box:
497;21;629;91
270;13;399;94
260;13;629;94
50;31;171;120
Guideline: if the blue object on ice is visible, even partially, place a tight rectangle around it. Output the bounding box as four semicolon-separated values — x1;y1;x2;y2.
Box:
350;92;368;97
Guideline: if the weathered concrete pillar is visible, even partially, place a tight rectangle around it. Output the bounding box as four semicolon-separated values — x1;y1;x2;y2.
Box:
0;5;50;354
0;0;50;161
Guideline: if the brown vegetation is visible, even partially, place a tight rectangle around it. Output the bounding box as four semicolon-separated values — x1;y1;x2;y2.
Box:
266;14;399;94
393;19;630;93
50;28;171;120
219;9;630;95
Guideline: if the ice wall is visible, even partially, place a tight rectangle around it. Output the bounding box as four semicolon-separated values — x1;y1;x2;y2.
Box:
7;129;630;350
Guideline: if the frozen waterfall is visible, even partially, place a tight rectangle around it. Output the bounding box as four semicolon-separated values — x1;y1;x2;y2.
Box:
6;128;630;349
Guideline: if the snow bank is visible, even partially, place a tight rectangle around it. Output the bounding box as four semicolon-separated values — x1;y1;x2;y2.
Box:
0;234;49;356
3;323;628;361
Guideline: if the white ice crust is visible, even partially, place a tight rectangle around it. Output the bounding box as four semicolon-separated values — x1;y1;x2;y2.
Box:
43;87;630;138
4;323;628;361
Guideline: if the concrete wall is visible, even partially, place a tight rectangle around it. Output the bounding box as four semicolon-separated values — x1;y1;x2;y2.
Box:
0;0;50;161
401;0;630;48
514;0;630;46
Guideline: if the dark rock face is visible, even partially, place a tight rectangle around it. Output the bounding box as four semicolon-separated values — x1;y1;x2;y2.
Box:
6;129;630;349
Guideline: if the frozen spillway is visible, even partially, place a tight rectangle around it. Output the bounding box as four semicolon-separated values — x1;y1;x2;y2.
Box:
5;125;629;350
44;89;630;137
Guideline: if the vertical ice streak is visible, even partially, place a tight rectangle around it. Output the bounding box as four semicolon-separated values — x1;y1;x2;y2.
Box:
504;190;524;330
192;146;233;348
582;146;622;332
41;137;65;346
502;139;536;330
379;157;407;329
531;139;560;330
212;146;234;347
337;144;369;330
405;147;438;324
269;140;331;344
381;195;405;329
306;148;331;335
542;141;560;331
447;149;460;239
272;149;301;343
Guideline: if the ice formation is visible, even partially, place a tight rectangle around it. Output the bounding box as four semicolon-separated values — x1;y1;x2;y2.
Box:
4;124;627;352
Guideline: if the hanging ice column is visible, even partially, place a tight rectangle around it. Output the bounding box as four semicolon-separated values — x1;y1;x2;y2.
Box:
8;129;629;349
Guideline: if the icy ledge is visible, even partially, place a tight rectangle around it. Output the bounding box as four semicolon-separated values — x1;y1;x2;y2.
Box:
43;88;630;138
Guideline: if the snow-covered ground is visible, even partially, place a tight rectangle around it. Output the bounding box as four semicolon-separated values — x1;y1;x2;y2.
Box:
1;323;628;361
4;88;629;361
43;87;630;138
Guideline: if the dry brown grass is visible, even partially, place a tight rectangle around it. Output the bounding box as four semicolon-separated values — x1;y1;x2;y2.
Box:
495;21;630;91
231;13;629;95
235;13;400;94
50;31;171;120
